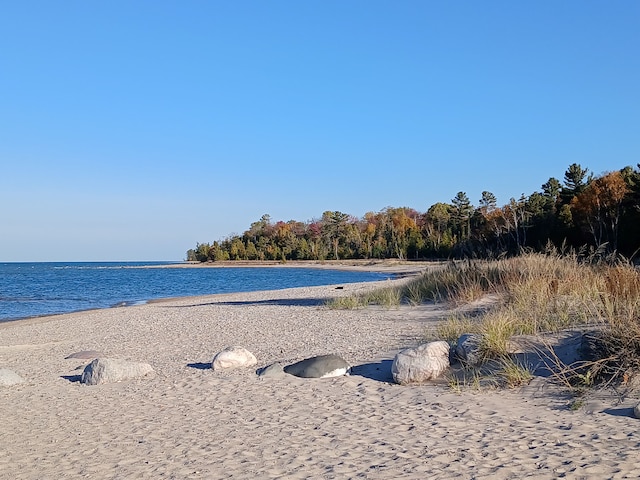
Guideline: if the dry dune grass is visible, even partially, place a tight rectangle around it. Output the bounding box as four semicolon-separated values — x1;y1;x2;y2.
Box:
331;251;640;390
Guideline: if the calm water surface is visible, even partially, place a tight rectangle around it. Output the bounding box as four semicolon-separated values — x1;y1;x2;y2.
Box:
0;262;391;322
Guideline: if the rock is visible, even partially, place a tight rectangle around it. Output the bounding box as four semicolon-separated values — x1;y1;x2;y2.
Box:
391;341;450;385
634;402;640;419
455;334;483;365
0;368;25;386
284;354;350;378
80;358;154;385
212;346;257;371
257;362;287;379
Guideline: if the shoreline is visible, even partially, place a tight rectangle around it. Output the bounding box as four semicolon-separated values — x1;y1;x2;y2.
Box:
0;260;431;327
2;274;638;478
139;258;436;274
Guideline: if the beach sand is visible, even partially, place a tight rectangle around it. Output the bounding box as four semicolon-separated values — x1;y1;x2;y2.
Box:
1;262;640;479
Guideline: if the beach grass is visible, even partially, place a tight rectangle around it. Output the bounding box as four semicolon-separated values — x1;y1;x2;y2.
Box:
329;251;640;387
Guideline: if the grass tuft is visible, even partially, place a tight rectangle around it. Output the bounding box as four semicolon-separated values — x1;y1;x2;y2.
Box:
496;356;535;388
331;251;640;391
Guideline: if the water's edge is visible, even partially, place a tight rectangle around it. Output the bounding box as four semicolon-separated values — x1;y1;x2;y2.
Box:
1;262;420;323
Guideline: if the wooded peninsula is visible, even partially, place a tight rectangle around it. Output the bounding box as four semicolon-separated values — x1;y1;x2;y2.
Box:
187;163;640;262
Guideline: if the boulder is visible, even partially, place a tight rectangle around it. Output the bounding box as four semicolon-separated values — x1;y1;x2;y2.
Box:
634;402;640;419
455;333;483;365
0;368;25;386
284;354;350;378
81;358;154;385
212;346;257;371
391;341;450;385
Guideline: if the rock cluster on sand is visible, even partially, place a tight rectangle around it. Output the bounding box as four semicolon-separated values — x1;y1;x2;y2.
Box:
0;368;25;386
80;358;154;385
391;341;450;385
212;346;257;371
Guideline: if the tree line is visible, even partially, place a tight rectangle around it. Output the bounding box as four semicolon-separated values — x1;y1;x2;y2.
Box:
187;163;640;262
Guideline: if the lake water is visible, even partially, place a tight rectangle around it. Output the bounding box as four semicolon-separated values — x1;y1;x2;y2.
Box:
0;262;391;322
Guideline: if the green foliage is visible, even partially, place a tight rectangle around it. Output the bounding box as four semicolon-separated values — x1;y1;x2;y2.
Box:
326;285;403;309
189;163;640;262
563;163;590;196
496;356;534;388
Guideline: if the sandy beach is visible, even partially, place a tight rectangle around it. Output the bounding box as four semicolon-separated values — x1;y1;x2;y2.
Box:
2;263;640;479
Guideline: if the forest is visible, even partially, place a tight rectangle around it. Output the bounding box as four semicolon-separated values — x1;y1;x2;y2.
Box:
187;163;640;263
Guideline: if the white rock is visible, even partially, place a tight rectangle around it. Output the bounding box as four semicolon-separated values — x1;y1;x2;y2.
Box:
212;346;257;371
0;368;25;386
81;358;154;385
391;341;450;385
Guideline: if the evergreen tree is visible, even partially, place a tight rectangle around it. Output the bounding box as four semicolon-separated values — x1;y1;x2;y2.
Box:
451;192;473;240
562;163;591;201
542;178;561;202
479;191;497;213
321;211;350;260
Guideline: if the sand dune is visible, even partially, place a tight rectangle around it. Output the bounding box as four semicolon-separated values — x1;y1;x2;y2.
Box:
1;274;640;479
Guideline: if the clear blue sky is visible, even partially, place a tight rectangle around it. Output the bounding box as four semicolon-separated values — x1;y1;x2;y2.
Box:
1;1;638;261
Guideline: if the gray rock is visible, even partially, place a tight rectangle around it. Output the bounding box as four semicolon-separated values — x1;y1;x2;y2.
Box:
212;346;257;371
0;368;25;386
284;354;350;378
81;358;154;385
391;341;450;385
455;333;483;365
634;402;640;419
257;362;287;379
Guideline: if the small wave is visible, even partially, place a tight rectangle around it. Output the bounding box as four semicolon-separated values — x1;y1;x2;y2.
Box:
0;296;38;302
111;300;148;308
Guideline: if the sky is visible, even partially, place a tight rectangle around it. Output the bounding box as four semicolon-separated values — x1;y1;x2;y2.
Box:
1;1;638;261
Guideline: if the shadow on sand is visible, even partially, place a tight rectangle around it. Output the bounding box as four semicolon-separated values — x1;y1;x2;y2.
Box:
602;407;634;418
165;298;328;308
350;360;395;383
187;362;211;370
